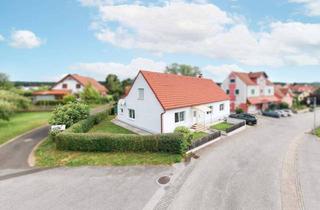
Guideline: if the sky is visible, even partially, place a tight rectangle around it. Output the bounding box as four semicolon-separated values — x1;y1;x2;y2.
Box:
0;0;320;83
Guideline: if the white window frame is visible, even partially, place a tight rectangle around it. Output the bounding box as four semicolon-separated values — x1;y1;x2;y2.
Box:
138;88;144;100
219;104;224;111
129;109;135;119
175;111;185;123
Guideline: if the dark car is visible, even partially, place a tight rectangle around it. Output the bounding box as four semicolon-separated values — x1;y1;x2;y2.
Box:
229;113;257;125
262;110;280;118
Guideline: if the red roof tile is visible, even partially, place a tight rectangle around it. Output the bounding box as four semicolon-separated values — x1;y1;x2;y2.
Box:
140;70;229;110
32;90;70;96
232;71;273;86
71;74;108;94
248;96;279;105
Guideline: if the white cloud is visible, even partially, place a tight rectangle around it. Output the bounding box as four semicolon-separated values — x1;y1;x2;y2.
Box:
203;64;244;82
0;34;4;42
289;0;320;16
10;30;44;49
69;57;166;79
83;0;320;67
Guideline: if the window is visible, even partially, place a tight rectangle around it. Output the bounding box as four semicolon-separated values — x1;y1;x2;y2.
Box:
268;89;271;94
219;104;224;111
120;108;124;113
175;111;185;123
207;106;213;114
230;79;235;83
260;89;263;94
138;88;144;100
62;84;68;89
251;89;255;95
76;84;81;89
226;89;230;94
235;89;239;95
129;109;135;119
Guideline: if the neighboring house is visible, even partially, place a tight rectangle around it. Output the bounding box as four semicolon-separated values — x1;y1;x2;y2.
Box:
288;84;317;101
221;71;279;114
117;70;230;134
33;74;108;102
274;85;293;107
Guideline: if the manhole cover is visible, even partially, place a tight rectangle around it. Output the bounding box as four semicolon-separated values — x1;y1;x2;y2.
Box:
157;176;170;185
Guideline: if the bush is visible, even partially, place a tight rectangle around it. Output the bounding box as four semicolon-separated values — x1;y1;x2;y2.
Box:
0;100;14;121
279;102;289;109
0;90;31;110
235;107;244;114
80;84;101;104
174;126;193;146
63;95;77;104
49;102;90;128
55;132;187;154
66;111;108;133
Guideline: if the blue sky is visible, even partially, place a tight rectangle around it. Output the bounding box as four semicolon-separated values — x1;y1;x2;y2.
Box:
0;0;320;83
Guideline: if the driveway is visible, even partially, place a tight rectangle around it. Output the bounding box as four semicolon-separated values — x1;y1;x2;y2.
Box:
0;126;49;169
0;112;319;210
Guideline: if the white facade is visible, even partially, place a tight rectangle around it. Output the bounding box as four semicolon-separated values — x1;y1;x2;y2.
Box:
52;76;84;94
33;95;55;101
118;73;230;134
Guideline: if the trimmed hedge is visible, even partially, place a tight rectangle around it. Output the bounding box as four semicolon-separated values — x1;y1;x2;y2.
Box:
66;111;108;133
55;132;186;154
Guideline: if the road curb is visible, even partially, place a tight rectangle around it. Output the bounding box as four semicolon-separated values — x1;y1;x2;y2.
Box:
0;124;49;149
28;138;46;167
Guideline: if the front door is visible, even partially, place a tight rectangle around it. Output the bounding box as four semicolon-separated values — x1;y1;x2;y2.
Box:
193;110;198;124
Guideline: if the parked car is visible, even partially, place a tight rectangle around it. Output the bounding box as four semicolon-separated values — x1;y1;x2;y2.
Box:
229;113;257;125
283;109;293;116
275;110;288;117
262;110;281;118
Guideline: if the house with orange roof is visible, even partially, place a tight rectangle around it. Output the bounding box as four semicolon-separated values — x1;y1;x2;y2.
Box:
32;74;108;102
288;84;317;101
117;70;230;133
274;85;294;107
221;71;279;113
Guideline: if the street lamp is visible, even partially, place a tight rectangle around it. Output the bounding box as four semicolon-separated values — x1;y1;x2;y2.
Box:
307;96;317;133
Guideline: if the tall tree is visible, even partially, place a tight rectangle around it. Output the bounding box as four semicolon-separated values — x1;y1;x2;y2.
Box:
105;74;122;99
0;73;13;90
165;63;202;77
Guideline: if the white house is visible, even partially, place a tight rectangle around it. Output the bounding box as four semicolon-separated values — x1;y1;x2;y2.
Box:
117;70;230;134
32;74;108;102
221;71;279;113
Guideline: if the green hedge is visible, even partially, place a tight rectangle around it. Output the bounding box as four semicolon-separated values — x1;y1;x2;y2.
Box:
55;132;186;154
66;111;108;133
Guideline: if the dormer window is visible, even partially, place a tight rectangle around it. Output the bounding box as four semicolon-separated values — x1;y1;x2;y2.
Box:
138;88;144;100
230;79;235;83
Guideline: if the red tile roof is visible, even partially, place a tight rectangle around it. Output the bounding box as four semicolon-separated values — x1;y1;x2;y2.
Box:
140;70;229;110
71;74;108;94
232;71;273;86
32;90;70;96
247;96;279;105
274;85;292;99
289;85;317;93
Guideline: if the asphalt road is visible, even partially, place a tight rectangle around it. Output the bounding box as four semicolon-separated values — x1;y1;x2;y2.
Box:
0;126;49;169
0;112;319;210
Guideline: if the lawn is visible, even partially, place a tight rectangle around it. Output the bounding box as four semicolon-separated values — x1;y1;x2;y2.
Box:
0;112;51;145
35;138;182;167
192;131;207;141
210;122;233;132
89;115;135;134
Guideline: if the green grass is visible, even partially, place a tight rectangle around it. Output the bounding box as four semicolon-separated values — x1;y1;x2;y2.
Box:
35;138;182;167
192;131;207;141
89;115;135;134
210;122;233;132
0;112;51;145
315;127;320;137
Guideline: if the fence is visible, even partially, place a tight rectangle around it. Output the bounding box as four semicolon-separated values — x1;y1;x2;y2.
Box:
189;131;221;150
226;121;246;133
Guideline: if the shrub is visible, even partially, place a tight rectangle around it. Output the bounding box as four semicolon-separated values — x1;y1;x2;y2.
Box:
49;102;90;128
0;90;31;110
63;95;77;104
55;132;187;154
0;100;14;121
174;126;193;146
235;107;244;114
279;102;289;109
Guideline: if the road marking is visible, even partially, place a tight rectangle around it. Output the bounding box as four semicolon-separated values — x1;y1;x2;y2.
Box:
281;133;305;210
